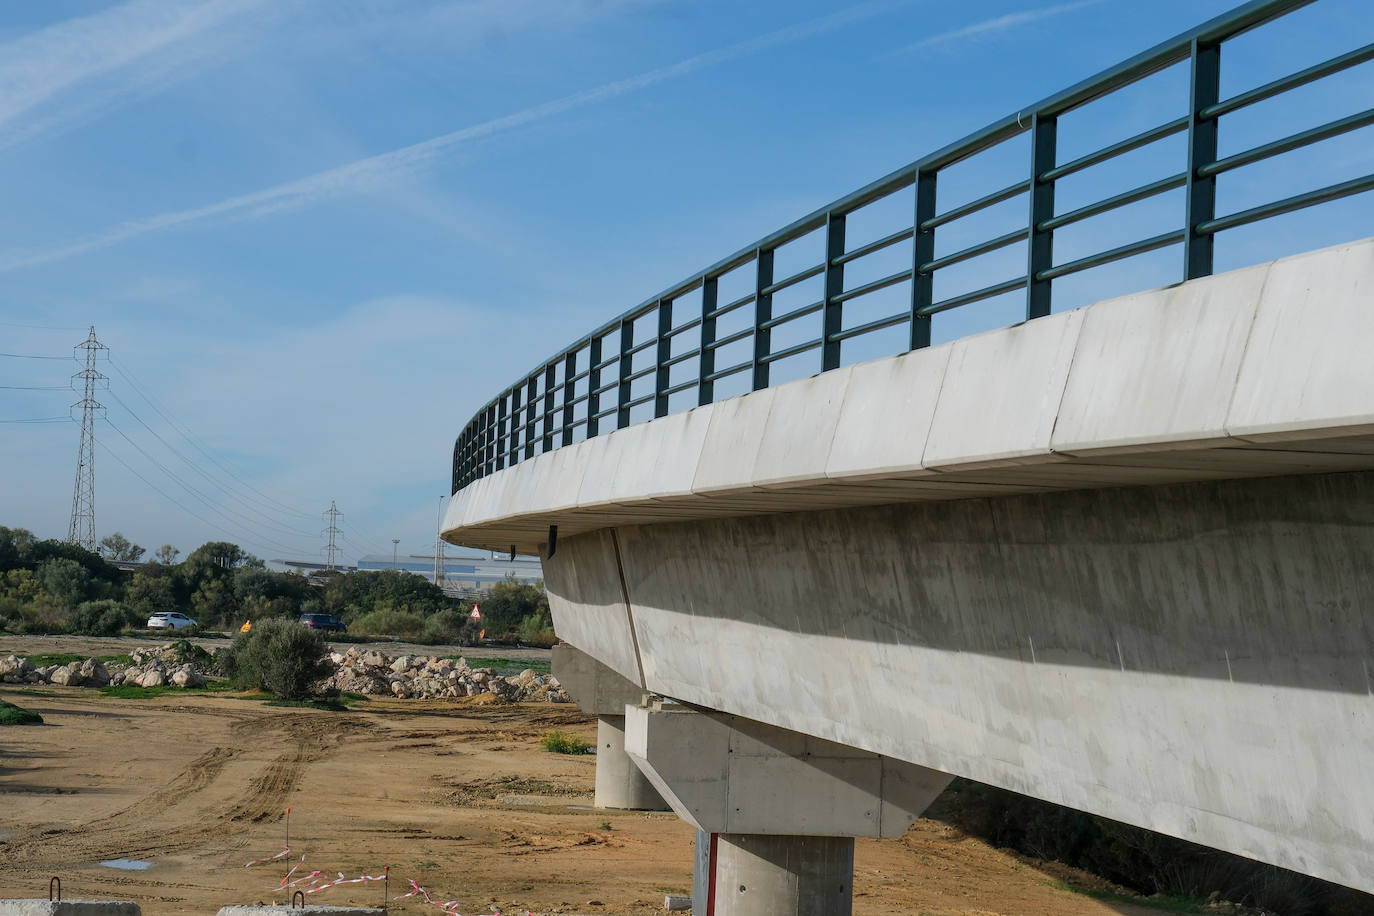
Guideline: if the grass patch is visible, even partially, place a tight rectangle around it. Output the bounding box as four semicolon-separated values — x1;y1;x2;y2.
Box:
24;653;85;667
0;699;43;725
99;681;238;699
539;730;593;754
454;655;551;675
1049;881;1205;913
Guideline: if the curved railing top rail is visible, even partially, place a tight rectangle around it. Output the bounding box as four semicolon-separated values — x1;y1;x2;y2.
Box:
453;0;1374;495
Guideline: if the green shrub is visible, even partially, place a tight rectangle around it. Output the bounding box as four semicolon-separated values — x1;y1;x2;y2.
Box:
418;608;481;646
67;599;138;636
539;730;593;754
349;608;424;638
217;617;332;700
0;699;43;726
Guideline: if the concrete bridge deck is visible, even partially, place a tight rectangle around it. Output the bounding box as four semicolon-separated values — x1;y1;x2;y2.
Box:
447;238;1374;555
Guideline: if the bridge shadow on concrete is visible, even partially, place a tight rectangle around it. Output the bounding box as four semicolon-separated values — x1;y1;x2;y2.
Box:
598;469;1374;695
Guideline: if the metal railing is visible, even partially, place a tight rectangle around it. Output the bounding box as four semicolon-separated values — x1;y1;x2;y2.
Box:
453;0;1374;495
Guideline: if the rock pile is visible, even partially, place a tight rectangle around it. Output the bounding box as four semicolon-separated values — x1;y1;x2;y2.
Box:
320;649;569;702
0;654;111;687
0;645;568;703
109;644;212;688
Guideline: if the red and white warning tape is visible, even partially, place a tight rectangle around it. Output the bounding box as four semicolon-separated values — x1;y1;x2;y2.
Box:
244;833;533;915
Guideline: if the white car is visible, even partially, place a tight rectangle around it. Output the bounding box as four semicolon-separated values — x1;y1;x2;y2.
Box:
147;611;198;630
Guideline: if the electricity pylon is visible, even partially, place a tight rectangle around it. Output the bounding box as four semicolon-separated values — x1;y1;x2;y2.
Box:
323;501;343;571
67;326;107;551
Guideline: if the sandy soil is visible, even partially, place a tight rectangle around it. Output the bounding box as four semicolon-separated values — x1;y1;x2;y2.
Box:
0;682;1177;916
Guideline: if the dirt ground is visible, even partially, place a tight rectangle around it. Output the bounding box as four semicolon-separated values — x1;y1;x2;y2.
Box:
0;685;1181;916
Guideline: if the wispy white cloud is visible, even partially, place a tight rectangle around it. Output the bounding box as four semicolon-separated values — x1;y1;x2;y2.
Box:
0;0;274;148
0;0;913;275
886;0;1102;56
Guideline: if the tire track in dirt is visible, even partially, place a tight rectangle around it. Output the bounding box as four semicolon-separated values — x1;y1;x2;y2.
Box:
0;710;367;868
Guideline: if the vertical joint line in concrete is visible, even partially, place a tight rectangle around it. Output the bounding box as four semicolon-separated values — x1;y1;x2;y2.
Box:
610;527;648;690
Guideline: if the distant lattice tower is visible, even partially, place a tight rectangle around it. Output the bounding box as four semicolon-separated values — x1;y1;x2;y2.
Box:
67;326;107;551
323;500;343;571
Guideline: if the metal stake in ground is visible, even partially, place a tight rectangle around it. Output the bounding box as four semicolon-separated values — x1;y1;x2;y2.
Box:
285;808;291;849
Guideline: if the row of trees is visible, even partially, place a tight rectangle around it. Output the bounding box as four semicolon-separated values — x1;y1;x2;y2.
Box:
0;525;553;646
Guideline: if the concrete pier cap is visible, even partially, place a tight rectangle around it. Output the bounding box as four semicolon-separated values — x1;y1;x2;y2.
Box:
624;700;951;838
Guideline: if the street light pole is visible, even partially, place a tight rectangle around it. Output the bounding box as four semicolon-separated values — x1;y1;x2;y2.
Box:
392;538;399;569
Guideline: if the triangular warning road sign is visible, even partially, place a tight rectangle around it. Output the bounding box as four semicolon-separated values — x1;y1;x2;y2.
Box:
469;605;482;620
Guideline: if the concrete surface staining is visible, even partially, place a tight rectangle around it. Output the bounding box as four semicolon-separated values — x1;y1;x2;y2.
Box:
442;240;1374;897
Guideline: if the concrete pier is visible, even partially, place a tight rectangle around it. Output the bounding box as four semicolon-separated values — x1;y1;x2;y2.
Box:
714;834;854;916
551;644;668;811
626;701;948;916
594;714;667;809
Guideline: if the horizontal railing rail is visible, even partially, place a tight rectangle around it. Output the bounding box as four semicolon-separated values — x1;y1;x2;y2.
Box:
452;0;1373;496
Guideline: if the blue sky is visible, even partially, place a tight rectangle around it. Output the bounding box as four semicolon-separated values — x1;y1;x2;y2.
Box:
1;0;1370;563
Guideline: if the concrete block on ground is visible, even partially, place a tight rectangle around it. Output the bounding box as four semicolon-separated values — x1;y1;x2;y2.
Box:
1051;262;1267;455
923;309;1083;468
0;903;140;916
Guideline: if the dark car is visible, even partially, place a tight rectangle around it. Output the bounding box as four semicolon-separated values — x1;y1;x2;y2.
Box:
299;613;347;632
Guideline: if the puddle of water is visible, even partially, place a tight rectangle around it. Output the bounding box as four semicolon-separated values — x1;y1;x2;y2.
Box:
567;805;594;811
100;859;152;871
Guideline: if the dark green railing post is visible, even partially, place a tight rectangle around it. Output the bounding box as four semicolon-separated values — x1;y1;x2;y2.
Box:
523;376;537;460
617;319;634;429
495;397;508;470
483;405;494;475
699;276;718;406
911;169;937;349
1027;113;1058;319
752;249;774;390
654;298;673;418
541;364;556;452
508;385;522;463
587;335;603;438
1185;38;1221;279
561;352;576;446
451;437;461;494
822;211;847;371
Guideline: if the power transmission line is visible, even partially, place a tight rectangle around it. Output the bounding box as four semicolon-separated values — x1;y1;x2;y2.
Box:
95;431;286;560
107;357;319;521
0;385;69;390
67;326;106;551
0;352;72;360
103;388;320;541
102;416;313;557
0;415;71;423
